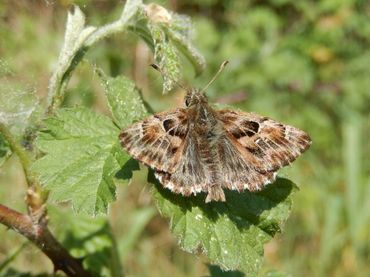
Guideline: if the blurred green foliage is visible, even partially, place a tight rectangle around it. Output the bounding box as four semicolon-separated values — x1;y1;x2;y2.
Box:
0;0;369;276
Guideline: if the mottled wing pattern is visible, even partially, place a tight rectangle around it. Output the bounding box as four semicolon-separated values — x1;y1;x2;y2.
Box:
155;122;281;202
119;109;189;173
216;134;277;193
120;105;311;203
155;134;210;198
217;109;311;190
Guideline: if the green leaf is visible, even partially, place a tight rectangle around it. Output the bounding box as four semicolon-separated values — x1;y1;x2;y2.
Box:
208;264;245;277
131;4;205;88
149;23;181;92
166;10;205;75
151;171;297;276
32;107;132;215
99;73;148;128
49;206;123;277
0;134;11;167
56;5;96;71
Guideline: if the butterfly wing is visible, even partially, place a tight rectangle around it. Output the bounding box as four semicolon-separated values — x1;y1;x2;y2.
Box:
154;119;282;202
119;109;189;173
217;109;311;190
121;107;311;203
215;134;277;193
121;108;219;199
155;134;209;197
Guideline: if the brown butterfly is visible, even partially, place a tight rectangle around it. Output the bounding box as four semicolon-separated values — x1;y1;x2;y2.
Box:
119;62;311;202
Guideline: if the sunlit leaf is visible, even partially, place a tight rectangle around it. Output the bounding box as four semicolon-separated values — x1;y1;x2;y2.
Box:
149;23;181;93
58;5;96;65
140;3;205;91
99;73;148;129
120;0;143;23
32;107;132;215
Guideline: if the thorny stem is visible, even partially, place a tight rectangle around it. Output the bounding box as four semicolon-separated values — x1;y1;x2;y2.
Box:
0;125;89;275
0;204;90;277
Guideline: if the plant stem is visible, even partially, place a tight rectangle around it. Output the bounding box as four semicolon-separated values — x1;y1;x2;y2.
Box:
0;123;47;223
0;204;91;276
85;17;131;47
0;122;34;186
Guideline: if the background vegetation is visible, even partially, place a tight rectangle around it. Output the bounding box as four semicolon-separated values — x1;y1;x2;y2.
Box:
1;0;369;276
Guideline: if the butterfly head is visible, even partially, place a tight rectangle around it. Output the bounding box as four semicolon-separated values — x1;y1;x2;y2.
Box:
184;89;207;107
184;61;229;107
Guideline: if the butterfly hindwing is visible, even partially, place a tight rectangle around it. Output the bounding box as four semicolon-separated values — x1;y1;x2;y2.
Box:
215;134;276;193
155;135;208;197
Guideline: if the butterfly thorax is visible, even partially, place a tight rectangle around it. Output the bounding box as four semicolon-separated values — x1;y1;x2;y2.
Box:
187;91;222;138
184;89;207;106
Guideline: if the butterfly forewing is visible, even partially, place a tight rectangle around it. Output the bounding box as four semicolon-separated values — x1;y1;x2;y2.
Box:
218;110;311;173
119;109;189;173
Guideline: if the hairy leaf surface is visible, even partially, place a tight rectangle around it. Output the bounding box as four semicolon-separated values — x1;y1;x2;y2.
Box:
100;74;148;128
32;107;131;215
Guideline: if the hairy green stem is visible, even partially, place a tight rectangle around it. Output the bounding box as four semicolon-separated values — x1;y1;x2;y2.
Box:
0;122;34;186
46;50;85;115
85;17;131;47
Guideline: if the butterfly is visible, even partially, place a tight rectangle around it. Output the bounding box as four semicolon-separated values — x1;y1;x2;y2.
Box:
119;62;311;202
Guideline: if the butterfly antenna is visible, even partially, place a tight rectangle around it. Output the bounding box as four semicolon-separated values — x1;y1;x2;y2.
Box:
199;60;229;94
150;64;186;90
